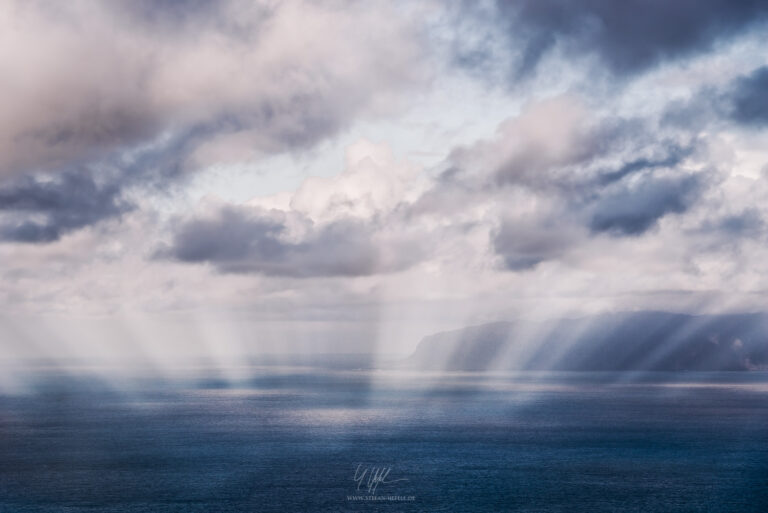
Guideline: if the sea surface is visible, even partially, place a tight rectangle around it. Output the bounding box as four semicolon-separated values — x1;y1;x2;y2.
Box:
0;367;767;512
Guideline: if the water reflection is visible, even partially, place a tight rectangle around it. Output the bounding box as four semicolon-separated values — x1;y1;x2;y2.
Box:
0;365;766;512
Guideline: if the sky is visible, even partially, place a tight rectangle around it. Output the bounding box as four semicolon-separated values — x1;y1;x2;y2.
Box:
2;0;768;365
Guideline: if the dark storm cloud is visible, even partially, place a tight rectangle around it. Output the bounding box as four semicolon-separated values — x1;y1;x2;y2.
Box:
0;121;222;243
727;66;768;126
589;174;703;236
660;65;768;131
160;207;423;277
0;171;131;243
495;0;768;78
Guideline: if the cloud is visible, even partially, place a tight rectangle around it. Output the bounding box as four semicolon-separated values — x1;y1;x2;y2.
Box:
493;0;768;78
727;66;768;126
490;97;601;187
0;122;218;243
594;145;694;187
488;149;706;268
0;171;131;243
4;0;768;357
445;96;673;195
284;140;429;223
493;215;582;271
658;64;768;134
403;92;723;275
589;173;703;235
0;0;425;177
159;140;433;278
0;0;426;242
160;205;425;277
715;209;765;237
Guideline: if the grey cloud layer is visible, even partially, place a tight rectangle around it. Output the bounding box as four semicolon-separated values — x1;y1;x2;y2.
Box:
0;123;214;242
494;0;768;77
588;173;703;236
161;206;424;277
0;171;130;243
493;216;580;271
661;65;768;132
728;66;768;126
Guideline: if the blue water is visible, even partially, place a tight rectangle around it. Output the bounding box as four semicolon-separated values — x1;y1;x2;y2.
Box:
0;368;766;512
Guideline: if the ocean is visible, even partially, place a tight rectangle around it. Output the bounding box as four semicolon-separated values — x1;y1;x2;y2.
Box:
0;367;766;512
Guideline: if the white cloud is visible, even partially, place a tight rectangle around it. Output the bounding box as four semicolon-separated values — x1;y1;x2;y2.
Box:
0;0;427;178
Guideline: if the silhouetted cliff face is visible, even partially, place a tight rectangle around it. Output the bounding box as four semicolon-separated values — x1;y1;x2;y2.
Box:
406;312;768;371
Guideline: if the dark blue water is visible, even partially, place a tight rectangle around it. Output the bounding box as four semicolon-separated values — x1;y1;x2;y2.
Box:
1;368;767;512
